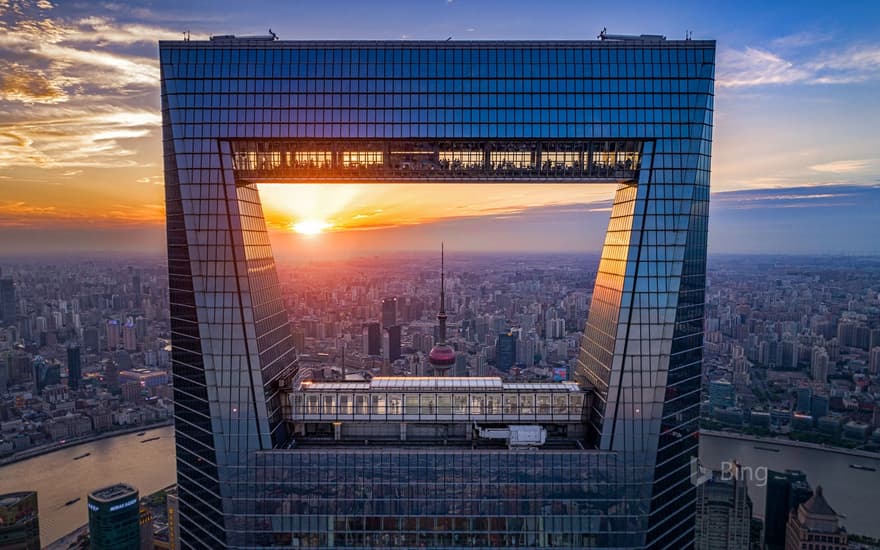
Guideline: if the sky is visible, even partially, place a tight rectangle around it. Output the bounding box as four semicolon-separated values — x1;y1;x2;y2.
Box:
0;0;879;256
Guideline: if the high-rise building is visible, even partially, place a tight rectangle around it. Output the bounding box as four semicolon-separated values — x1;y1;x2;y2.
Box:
495;332;517;372
810;394;829;420
87;483;140;550
160;33;715;548
291;329;305;354
165;489;180;550
784;486;847;549
381;297;397;329
765;470;813;550
67;344;81;391
695;466;752;550
811;347;829;383
385;325;402;362
362;322;381;356
709;379;735;410
32;357;60;393
795;387;812;414
545;317;565;340
139;505;154;550
870;329;880;351
0;491;40;550
869;346;880;375
0;277;16;326
106;319;121;351
83;326;100;352
8;352;31;385
123;320;138;352
0;359;7;394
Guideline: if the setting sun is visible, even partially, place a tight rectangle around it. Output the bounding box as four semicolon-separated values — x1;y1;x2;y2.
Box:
291;220;331;235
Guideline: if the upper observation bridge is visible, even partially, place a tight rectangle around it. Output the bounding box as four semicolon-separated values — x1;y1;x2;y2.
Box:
227;139;643;184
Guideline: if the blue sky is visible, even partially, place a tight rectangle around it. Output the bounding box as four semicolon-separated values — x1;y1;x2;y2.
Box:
0;0;878;255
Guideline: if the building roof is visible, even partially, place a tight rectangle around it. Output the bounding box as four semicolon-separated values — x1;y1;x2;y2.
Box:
160;39;716;48
0;491;36;508
801;486;837;517
89;483;137;503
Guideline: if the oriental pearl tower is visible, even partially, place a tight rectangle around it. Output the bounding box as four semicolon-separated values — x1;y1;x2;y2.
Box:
428;243;455;376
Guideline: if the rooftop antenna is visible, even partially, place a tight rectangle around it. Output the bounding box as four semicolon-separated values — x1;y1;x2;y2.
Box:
269;28;278;40
598;27;607;40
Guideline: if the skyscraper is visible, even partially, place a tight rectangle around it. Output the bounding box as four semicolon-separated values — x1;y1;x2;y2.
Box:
385;325;402;362
87;484;140;550
765;470;813;550
695;467;752;550
868;346;880;375
160;33;715;548
810;346;829;382
0;276;16;326
0;491;40;550
67;344;81;391
362;322;381;356
784;486;847;550
495;332;517;372
381;298;397;329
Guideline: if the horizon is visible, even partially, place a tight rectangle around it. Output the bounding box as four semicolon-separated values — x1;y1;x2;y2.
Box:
1;0;879;255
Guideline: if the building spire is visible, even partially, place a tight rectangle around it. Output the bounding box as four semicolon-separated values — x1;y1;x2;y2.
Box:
438;242;447;342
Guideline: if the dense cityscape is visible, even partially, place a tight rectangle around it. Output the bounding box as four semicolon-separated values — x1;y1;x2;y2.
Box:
1;253;879;547
1;0;879;547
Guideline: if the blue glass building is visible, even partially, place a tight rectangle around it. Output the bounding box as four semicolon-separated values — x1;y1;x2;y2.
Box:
159;35;715;549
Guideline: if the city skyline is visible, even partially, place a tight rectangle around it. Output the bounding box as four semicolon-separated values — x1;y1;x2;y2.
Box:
2;0;880;256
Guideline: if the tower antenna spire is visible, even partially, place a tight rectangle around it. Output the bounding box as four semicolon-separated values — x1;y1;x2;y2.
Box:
429;242;454;375
438;243;447;341
440;242;445;313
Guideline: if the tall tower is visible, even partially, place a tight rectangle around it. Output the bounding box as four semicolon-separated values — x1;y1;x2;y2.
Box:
428;244;455;375
160;35;715;548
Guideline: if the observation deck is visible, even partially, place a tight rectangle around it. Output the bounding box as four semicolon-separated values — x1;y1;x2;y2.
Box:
284;376;590;447
228;139;642;184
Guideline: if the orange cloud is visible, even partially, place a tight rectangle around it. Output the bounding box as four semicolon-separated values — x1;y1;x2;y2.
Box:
0;62;67;103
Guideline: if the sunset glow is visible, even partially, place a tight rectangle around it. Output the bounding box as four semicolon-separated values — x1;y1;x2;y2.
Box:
291;220;331;235
0;1;877;256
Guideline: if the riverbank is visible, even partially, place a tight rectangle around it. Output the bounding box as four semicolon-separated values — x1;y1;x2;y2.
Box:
0;420;173;467
700;428;880;460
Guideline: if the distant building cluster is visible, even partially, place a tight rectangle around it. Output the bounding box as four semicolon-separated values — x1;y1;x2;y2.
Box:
0;264;174;460
282;254;593;385
701;257;880;450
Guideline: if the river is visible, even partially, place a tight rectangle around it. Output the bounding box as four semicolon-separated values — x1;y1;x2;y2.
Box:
0;426;176;545
1;427;877;544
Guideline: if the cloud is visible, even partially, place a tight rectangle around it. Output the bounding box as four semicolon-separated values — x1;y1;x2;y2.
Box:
136;175;163;185
718;44;880;88
0;62;67;103
0;7;174;169
0;107;161;168
809;159;875;174
710;184;875;210
770;31;831;49
0;197;165;228
718;47;812;87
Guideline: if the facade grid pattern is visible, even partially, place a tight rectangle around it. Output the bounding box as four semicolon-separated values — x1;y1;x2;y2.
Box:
159;38;715;549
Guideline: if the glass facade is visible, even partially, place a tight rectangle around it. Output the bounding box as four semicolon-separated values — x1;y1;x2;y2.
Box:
160;37;715;549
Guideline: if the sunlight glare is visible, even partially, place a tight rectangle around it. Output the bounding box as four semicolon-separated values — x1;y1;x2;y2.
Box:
292;220;331;235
